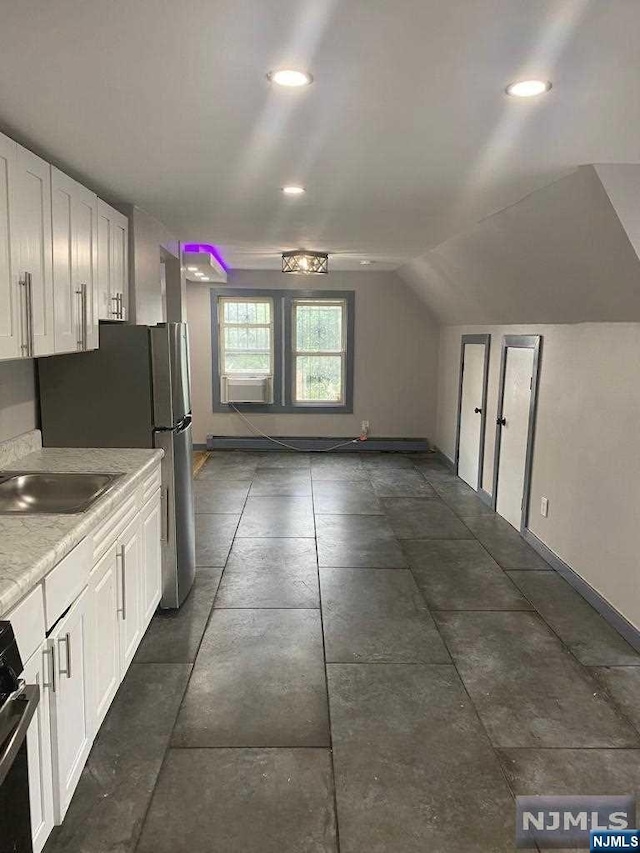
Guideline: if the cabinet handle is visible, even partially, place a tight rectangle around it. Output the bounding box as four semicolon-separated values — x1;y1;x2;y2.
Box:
161;487;170;543
46;643;56;693
117;544;127;620
76;286;84;349
82;283;88;349
118;292;124;319
58;632;72;679
20;272;34;357
19;274;29;355
112;293;120;318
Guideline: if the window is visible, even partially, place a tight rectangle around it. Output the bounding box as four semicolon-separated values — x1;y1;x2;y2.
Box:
218;297;273;376
211;288;354;413
292;299;346;405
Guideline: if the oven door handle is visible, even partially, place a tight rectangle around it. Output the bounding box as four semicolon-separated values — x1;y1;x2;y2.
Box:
0;684;39;788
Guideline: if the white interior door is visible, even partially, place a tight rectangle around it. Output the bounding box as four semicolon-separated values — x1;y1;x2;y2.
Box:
458;343;486;489
496;347;535;529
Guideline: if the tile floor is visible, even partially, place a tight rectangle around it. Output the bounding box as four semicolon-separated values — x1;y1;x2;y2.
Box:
44;450;640;853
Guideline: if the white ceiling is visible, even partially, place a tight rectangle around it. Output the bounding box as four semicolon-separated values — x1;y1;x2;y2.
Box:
0;0;638;271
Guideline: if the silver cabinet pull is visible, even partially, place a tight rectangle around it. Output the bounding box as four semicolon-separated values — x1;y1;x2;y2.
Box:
118;292;124;319
20;272;34;357
117;544;127;620
111;294;120;317
82;283;88;349
58;632;72;679
45;643;56;693
76;286;84;349
19;274;29;355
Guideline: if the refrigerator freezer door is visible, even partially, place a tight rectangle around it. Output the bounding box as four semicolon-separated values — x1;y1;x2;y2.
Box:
154;421;195;609
150;323;191;429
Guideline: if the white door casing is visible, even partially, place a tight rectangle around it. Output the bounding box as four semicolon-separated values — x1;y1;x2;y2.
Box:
457;342;486;489
495;346;535;530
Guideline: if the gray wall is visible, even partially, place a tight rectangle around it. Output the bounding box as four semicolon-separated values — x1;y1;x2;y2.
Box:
436;322;640;631
0;360;38;443
186;269;439;444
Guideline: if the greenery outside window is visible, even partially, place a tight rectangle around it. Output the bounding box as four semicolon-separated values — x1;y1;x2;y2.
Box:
292;299;346;405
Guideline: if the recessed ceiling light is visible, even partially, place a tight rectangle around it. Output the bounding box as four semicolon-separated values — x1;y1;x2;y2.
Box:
282;185;306;195
201;277;210;282
194;272;205;277
506;79;551;98
359;260;372;266
187;266;198;272
267;69;313;88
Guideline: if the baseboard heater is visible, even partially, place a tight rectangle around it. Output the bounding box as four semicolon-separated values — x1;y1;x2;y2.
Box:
205;435;431;453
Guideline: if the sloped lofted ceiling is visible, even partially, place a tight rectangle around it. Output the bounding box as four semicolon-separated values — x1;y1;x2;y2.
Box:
398;165;640;325
0;1;639;276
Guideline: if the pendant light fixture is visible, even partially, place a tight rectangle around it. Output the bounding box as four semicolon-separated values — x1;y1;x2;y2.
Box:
282;249;329;275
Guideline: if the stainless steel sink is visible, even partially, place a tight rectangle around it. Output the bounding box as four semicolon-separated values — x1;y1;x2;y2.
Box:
0;472;122;514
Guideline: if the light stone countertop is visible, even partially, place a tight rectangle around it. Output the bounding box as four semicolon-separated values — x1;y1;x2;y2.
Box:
0;446;163;618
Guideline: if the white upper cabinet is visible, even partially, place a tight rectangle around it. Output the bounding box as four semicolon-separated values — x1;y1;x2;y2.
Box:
97;199;129;322
0;134;19;360
13;144;55;357
51;168;98;353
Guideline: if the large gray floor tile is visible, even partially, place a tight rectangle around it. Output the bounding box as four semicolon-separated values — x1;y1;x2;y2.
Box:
313;480;383;514
591;667;640;732
195;513;239;566
361;452;417;470
316;515;407;568
135;568;221;663
198;453;259;480
436;611;639;747
509;570;640;665
414;459;459;484
383;497;473;539
220;539;319;606
404;540;532;611
369;468;437;498
45;664;190;853
432;481;494;517
462;516;549;568
136;748;336;853
249;469;312;496
256;451;312;469
172;609;329;747
311;455;369;481
194;479;251;513
328;664;514;853
236;496;315;537
320;568;450;662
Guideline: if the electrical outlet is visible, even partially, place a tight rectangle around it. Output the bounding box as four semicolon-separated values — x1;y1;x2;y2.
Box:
361;420;370;436
540;497;549;518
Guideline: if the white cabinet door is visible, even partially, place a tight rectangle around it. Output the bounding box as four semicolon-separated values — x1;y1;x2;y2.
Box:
0;132;20;360
118;515;143;673
51;168;98;353
97;199;128;322
89;546;121;730
23;643;55;853
48;586;93;821
12;144;54;357
141;491;162;626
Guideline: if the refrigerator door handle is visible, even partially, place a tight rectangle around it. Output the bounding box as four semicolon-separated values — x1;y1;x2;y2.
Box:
161;487;170;544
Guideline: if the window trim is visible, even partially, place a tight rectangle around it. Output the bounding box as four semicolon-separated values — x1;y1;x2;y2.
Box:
218;295;275;377
210;288;354;414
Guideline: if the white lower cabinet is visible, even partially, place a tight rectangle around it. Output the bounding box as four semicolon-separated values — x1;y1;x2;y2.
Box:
23;643;55;853
10;474;163;850
141;490;162;625
48;586;93;821
89;546;120;730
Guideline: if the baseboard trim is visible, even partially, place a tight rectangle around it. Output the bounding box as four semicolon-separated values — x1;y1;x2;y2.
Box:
193;443;209;451
478;488;493;507
206;435;430;453
523;529;640;654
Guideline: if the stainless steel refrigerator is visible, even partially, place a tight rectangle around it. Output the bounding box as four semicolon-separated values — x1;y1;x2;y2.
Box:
38;322;196;609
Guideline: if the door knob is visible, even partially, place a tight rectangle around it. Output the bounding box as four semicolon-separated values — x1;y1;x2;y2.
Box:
474;407;482;414
497;416;506;426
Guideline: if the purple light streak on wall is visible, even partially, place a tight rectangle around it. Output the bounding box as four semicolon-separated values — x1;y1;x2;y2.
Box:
183;243;230;272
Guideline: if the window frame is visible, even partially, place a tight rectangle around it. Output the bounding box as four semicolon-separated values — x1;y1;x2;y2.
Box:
218;295;275;378
289;297;348;408
210;288;354;414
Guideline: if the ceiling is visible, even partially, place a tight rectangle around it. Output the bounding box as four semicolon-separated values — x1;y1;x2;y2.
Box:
0;0;638;271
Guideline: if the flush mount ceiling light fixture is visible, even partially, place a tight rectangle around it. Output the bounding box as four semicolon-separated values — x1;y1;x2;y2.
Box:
282;185;306;195
282;249;329;275
267;69;313;88
506;79;552;97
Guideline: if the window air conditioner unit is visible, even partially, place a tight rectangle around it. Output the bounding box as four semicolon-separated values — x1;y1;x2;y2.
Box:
221;375;273;404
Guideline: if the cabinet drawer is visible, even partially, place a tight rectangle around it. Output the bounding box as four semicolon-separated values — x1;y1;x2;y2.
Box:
6;584;46;664
44;537;92;630
92;491;138;563
141;464;162;504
